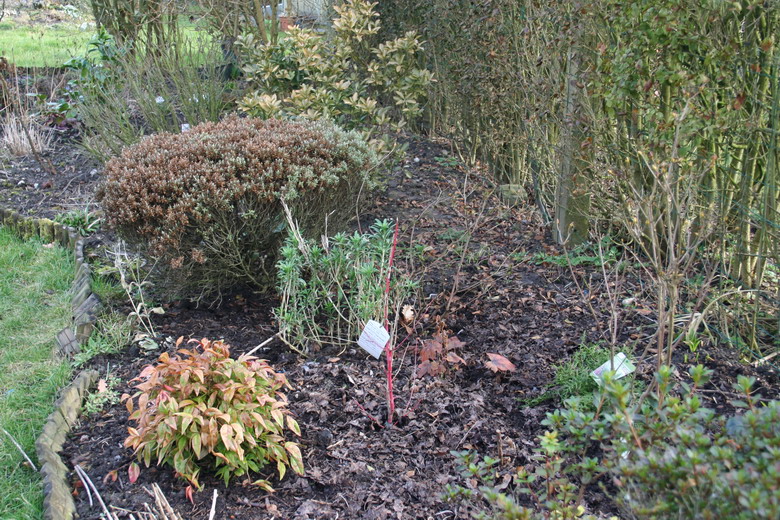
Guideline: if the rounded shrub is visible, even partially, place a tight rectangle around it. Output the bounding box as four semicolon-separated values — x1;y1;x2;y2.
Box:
99;116;379;296
123;338;303;490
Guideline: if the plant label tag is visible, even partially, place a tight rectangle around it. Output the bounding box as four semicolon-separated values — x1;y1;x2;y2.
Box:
358;320;389;359
590;353;636;386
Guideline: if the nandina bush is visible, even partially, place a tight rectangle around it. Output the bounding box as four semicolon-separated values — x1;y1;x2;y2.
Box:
123;338;303;490
99;116;379;297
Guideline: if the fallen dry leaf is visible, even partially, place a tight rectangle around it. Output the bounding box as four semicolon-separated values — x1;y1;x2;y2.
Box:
128;462;140;484
402;305;415;323
485;353;517;373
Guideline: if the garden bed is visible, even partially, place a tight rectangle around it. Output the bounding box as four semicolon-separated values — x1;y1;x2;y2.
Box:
3;133;775;519
0;131;100;219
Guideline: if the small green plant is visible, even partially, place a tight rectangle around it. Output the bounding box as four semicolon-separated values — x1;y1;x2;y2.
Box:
123;338;303;492
523;342;613;407
445;446;606;520
276;218;417;354
64;28;124;90
552;343;612;400
73;312;134;367
54;205;103;236
683;330;701;364
434;155;460;168
90;271;126;305
83;370;121;416
518;239;620;269
440;228;469;244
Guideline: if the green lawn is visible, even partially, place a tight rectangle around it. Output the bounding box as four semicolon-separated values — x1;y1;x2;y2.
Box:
0;21;93;67
0;16;215;68
0;227;73;518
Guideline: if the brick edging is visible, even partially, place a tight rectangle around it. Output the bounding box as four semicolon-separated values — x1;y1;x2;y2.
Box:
0;207;100;520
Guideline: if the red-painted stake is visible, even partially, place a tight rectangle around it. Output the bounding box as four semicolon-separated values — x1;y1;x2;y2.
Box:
383;219;400;425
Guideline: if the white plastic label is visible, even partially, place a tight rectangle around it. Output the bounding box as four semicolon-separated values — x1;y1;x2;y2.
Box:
590;352;636;386
358;320;389;359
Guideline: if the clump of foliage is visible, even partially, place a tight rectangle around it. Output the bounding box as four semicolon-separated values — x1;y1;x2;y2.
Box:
445;448;608;520
83;371;121;416
416;321;466;378
66;30;233;161
99;116;379;298
276;219;417;354
73;312;134;367
237;0;433;153
54;204;103;237
123;338;303;491
89;0;178;50
447;365;780;519
551;343;612;400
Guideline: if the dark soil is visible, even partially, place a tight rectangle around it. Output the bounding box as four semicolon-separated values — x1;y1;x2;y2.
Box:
3;133;778;519
0;132;100;218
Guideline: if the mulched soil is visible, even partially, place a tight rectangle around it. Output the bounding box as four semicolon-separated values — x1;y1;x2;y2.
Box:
2;132;778;519
0;131;100;218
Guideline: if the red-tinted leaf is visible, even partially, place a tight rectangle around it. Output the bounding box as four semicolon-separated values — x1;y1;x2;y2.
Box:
185;485;195;505
420;339;443;362
446;352;466;365
447;336;465;351
416;361;432;378
485;353;516;373
128;462;140;484
103;470;118;485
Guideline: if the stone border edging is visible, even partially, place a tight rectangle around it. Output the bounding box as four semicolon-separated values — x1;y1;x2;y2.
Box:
0;207;101;520
36;369;98;520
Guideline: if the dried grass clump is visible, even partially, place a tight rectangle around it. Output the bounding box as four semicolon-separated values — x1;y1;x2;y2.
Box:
0;115;53;157
99;116;379;298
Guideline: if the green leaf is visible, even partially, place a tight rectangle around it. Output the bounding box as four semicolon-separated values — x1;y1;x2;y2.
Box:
285;442;304;475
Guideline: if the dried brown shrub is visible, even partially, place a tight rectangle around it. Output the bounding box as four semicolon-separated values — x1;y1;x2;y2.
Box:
99;116;379;298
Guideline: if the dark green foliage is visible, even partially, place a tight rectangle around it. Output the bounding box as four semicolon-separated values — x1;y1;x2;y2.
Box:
447;366;780;519
276;219;417;354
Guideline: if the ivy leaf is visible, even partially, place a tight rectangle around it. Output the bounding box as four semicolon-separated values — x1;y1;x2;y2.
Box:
484;353;516;373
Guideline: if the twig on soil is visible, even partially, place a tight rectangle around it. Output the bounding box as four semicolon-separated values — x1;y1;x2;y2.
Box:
244;332;281;357
352;398;382;428
75;465;94;507
445;193;492;314
456;420;481;448
209;489;218;520
1;428;37;472
753;350;779;366
75;464;118;520
148;483;184;520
